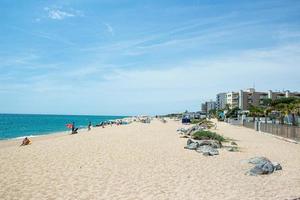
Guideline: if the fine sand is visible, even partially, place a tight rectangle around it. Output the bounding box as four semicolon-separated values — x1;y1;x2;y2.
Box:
1;119;300;200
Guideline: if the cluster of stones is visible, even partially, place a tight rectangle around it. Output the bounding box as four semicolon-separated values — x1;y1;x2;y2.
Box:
177;125;204;136
184;139;221;156
179;126;282;176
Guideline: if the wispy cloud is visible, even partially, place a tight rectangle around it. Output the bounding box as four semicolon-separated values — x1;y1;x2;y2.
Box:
104;23;114;36
44;7;82;20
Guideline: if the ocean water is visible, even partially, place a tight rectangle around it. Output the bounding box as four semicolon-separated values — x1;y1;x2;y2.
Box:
0;114;127;140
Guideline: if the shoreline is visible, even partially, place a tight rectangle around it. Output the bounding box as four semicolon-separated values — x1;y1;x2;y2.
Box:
0;130;71;149
0;116;130;143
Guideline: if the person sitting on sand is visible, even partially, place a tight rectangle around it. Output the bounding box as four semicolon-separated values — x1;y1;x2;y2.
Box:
20;137;31;146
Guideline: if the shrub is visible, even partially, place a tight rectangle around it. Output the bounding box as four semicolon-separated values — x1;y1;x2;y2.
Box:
192;130;225;142
191;119;201;124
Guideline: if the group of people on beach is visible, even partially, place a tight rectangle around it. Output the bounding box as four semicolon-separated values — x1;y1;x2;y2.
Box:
20;121;93;146
95;120;124;128
20;120;126;146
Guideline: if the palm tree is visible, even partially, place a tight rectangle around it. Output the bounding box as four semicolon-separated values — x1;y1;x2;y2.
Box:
249;105;264;121
289;100;300;126
274;98;300;125
275;103;289;124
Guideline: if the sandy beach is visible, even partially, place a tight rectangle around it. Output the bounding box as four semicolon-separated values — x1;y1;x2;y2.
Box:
1;119;300;200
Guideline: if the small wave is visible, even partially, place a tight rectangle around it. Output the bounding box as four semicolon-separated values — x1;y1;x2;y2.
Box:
7;130;70;141
12;135;42;140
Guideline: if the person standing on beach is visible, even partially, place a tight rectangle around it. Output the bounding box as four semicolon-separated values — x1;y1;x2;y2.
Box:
88;121;92;131
71;122;78;134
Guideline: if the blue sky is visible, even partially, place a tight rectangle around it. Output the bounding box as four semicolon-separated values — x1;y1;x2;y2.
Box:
1;0;300;115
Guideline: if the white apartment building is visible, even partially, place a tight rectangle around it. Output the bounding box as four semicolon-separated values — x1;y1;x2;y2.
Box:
226;92;239;109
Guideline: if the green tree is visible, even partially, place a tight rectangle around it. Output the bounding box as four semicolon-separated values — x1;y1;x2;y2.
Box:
249;105;264;121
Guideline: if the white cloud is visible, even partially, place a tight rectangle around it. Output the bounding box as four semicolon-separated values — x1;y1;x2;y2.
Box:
44;7;82;20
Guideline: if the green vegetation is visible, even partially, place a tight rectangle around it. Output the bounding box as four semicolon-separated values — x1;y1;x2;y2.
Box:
255;97;300;125
199;119;215;129
192;130;225;142
225;107;240;119
224;97;300;126
248;105;264;121
191;118;215;128
191;119;201;124
208;109;217;118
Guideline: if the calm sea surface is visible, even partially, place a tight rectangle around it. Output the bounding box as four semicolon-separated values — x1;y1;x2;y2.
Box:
0;114;126;140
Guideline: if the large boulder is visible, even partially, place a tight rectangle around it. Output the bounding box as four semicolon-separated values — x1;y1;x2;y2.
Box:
247;157;282;176
196;145;219;156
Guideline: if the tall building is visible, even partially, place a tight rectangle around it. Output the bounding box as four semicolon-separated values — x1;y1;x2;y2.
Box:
268;90;285;100
206;100;216;113
239;88;268;110
201;101;216;113
216;93;227;110
211;88;300;112
287;91;300;98
201;103;207;113
226;92;239;109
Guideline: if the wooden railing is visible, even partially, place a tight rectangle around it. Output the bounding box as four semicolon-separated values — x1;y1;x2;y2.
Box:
260;123;300;141
229;119;300;141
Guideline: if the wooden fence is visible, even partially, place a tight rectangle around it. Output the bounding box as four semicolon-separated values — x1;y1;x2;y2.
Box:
259;123;300;141
230;119;300;141
243;121;255;130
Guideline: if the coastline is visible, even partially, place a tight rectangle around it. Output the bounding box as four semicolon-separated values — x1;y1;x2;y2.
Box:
0;114;129;141
1;118;300;199
0;130;71;149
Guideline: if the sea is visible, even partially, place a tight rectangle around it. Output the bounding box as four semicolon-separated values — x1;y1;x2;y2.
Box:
0;114;127;140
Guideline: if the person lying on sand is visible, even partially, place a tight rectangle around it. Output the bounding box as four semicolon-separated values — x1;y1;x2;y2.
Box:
20;137;31;146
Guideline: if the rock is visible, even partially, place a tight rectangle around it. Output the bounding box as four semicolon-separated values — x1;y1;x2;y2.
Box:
177;127;189;133
187;125;203;136
196;145;219;156
262;162;274;174
248;157;270;165
231;141;237;146
247;157;282;176
228;146;238;152
197;140;222;148
272;162;282;171
184;141;199;150
249;162;274;175
187;139;193;145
